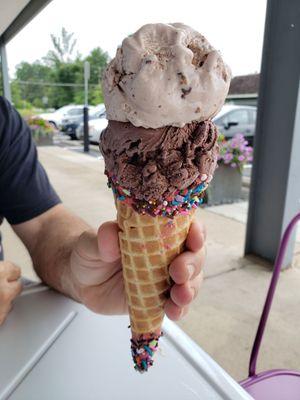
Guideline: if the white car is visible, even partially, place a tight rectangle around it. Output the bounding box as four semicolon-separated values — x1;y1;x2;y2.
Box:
39;105;85;130
89;117;108;143
76;108;107;143
213;104;257;146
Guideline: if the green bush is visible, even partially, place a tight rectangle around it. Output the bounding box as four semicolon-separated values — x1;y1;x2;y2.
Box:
25;116;56;139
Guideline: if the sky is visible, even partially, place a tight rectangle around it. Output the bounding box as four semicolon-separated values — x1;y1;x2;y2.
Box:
6;0;267;78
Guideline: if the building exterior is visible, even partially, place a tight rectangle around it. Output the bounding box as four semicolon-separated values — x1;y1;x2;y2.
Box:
227;74;260;106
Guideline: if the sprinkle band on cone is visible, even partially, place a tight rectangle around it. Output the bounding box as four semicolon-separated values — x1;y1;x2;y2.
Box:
131;332;162;373
107;172;208;219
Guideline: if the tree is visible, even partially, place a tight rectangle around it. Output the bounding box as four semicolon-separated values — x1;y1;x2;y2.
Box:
13;61;53;108
11;28;110;110
85;47;110;83
84;47;110;105
45;27;77;65
50;57;83;108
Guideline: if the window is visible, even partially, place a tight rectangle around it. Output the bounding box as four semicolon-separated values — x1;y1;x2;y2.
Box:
228;109;249;125
217;114;229;126
67;108;83;116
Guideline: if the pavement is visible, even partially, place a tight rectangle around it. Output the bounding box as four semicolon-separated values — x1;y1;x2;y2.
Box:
2;145;300;382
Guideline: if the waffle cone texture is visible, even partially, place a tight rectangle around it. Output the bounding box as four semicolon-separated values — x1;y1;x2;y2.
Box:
117;200;196;335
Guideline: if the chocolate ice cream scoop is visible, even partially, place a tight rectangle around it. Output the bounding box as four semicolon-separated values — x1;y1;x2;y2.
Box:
100;119;218;202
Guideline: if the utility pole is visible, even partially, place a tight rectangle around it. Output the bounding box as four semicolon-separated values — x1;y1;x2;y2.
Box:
83;61;90;152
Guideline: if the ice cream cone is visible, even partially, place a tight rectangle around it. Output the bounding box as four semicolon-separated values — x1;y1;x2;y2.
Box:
100;22;230;372
116;199;196;372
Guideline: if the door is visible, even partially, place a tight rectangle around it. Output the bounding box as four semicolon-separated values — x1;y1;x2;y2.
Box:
223;109;252;139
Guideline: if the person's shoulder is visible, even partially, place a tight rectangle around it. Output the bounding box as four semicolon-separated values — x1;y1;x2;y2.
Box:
0;97;21;146
0;97;9;141
0;95;13;112
0;96;14;126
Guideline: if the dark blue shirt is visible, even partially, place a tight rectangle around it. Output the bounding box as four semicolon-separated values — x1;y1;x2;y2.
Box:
0;96;61;260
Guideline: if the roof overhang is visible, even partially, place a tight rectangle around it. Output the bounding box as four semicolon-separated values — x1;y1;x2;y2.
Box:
0;0;51;45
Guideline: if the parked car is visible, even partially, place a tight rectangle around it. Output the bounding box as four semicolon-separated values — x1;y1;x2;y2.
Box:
213;105;257;146
62;104;105;140
60;105;88;138
39;105;84;130
76;107;107;143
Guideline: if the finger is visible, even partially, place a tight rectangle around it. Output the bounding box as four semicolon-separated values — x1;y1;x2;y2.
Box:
185;220;206;253
164;300;189;321
169;246;205;284
2;281;23;301
170;271;203;307
6;263;21;282
8;280;23;297
0;303;12;316
98;221;120;263
0;307;11;325
71;253;121;287
71;227;121;286
0;261;20;280
0;282;21;315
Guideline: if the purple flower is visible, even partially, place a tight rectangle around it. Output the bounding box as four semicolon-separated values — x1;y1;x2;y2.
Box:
218;133;253;170
224;153;233;162
235;133;243;140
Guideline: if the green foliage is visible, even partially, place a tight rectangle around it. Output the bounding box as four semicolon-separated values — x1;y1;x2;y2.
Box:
10;27;109;111
85;47;110;83
19;108;41;118
49;58;83;108
26;116;56;139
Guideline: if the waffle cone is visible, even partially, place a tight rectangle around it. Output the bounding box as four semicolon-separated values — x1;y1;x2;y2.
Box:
116;200;196;337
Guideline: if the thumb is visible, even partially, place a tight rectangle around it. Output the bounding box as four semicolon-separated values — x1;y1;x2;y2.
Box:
71;223;121;286
97;221;121;263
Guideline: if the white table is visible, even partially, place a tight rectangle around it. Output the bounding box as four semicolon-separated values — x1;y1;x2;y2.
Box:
0;285;253;400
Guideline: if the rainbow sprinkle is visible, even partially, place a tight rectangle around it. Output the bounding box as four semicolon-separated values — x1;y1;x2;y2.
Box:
131;332;162;373
106;172;208;219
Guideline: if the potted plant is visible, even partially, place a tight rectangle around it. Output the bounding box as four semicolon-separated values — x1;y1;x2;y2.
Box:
207;133;253;205
26;116;56;146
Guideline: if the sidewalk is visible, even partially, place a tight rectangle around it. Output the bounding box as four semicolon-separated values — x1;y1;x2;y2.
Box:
2;146;300;381
209;201;300;242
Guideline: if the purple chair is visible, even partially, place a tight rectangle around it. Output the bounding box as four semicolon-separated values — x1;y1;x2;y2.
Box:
240;213;300;399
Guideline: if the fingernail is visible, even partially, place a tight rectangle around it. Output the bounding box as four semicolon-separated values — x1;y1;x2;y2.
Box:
187;264;194;279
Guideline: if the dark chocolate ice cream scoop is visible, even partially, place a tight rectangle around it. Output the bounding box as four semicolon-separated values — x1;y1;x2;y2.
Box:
100;120;218;202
